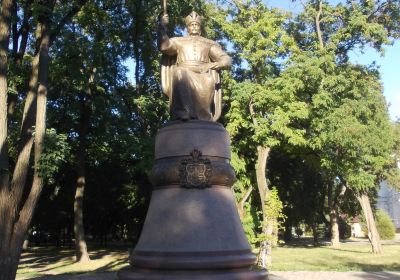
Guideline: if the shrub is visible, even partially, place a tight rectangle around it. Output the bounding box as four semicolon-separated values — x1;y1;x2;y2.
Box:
361;209;396;240
375;209;396;240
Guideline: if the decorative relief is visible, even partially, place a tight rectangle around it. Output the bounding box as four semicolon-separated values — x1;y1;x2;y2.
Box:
179;149;212;189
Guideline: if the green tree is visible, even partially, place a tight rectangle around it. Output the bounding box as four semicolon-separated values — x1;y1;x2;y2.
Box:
268;148;328;245
214;0;307;266
287;0;400;253
45;0;132;261
0;1;88;278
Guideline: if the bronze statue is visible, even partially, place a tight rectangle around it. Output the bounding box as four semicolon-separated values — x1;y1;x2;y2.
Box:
159;12;232;121
118;8;267;280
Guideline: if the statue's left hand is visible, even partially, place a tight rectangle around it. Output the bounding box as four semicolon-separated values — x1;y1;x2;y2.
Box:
209;62;220;70
201;62;220;73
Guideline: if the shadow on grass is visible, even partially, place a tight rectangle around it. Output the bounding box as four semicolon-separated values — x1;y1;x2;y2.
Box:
280;237;325;248
26;272;116;280
94;258;128;272
357;272;400;280
319;246;371;254
20;250;74;267
24;257;127;280
17;246;128;279
344;262;400;272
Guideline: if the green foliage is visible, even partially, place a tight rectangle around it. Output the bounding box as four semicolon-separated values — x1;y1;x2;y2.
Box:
375;209;396;240
223;0;398;249
7;0;398;253
37;128;71;184
276;3;399;223
216;1;308;250
241;201;261;247
361;209;396;240
262;188;286;246
265;188;285;225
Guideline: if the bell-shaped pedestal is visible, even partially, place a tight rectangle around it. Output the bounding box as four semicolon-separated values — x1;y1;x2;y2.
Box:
118;121;268;279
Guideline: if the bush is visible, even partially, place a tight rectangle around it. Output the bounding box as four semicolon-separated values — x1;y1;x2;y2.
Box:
361;209;396;240
375;209;396;240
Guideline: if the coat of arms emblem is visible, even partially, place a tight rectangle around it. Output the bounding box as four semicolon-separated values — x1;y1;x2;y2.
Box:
180;149;212;189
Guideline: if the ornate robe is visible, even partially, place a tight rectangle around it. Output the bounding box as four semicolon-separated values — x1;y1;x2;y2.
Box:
161;36;231;121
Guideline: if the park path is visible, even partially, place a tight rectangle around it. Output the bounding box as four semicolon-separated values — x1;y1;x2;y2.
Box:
270;271;400;280
25;271;400;280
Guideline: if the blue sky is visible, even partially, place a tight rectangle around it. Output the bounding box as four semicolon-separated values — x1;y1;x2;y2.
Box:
265;0;399;120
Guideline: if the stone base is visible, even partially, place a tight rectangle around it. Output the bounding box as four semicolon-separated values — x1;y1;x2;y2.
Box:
118;121;267;279
117;268;268;280
131;187;255;269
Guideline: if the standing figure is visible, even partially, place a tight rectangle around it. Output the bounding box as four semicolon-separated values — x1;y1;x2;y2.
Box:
159;11;232;121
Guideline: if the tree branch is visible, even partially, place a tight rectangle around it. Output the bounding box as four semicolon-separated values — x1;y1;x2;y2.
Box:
249;98;259;127
11;1;18;53
315;0;324;50
239;185;253;208
332;183;347;210
50;0;89;44
17;0;33;62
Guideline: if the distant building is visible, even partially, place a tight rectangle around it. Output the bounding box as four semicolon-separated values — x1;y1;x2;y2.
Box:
377;181;400;232
349;216;365;238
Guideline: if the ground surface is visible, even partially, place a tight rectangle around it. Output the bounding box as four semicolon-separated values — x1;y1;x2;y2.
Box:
17;271;400;280
272;241;400;271
17;247;128;279
17;236;400;280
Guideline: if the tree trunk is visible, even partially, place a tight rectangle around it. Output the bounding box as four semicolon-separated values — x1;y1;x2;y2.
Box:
237;186;252;220
0;55;37;280
312;223;318;246
328;182;347;247
0;2;59;278
254;145;272;268
284;223;292;242
74;69;94;263
327;182;340;247
74;174;90;262
0;1;17;278
330;209;340;246
0;0;12;189
356;193;382;254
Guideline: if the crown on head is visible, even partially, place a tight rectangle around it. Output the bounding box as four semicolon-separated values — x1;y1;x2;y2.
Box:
185;11;202;26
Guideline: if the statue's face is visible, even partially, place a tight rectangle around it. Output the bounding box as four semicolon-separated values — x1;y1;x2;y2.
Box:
187;22;201;36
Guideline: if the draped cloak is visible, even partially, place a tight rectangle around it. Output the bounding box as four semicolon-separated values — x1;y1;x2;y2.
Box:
161;36;230;121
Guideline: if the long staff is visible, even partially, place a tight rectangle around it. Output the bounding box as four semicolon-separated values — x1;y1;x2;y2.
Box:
163;0;167;15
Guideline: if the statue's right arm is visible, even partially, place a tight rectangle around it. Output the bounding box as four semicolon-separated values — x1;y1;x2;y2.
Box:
158;14;177;56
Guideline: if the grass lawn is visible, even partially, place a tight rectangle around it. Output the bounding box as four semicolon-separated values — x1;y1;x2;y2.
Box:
272;243;400;271
17;247;129;279
17;242;400;278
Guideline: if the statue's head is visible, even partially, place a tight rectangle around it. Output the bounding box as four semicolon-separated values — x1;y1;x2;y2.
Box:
185;11;202;36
